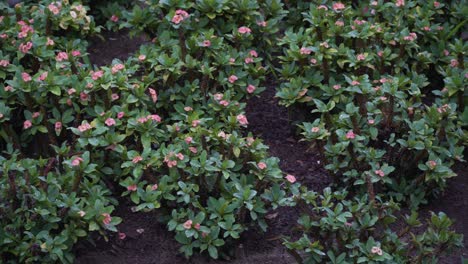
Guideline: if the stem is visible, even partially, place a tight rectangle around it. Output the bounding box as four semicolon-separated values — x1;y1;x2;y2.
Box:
178;29;187;62
366;175;376;205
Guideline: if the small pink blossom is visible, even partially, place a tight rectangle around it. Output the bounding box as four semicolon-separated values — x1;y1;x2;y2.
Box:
285;174;296;183
22;72;32;82
48;4;60;15
236;114;248;125
249;50;258;57
257;21;267;27
151;184;158;191
46;37;55;46
67;88;77;95
148;88;158;103
395;0;405;7
4;86;13;92
228;75;238;83
23;120;32;129
137;117;148;123
368;119;375;125
311;127;320;133
118;232;126;240
428;160;437;169
102;213;112;225
202;40;211;47
78;211;86;217
138;54;146;61
71;157;83;166
351;80;360;86
192;119;201;127
111;63;125;74
176;153;184;160
333;84;341;90
71;50;81;57
183;220;193;229
378;51;384;57
356;53;366;61
80;92;88;101
300;47;312;55
219;100;229;107
111;93;119;101
346;130;356;139
450;59;459;68
132;156;143;163
32;112;40;119
110;15;119;22
38;72;48;81
0;60;9;67
332;2;345;11
258;162;267;170
184;106;193;112
185;137;193;144
189;147;198;153
214;93;224;100
238;26;252;34
78;122;92;132
56;51;68;62
371;246;383;255
244;57;254;64
19;42;32;54
434;1;440;8
117;112;125;119
148;114;161;122
105;118;116;127
247;84;256;94
91;70;104;80
335;20;344;27
194;223;201;230
55;121;62;130
375;169;385;177
127;184;137;191
318;5;328;10
310;58;317;64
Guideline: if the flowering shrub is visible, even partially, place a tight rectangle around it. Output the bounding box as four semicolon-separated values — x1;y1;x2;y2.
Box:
276;0;466;206
283;187;463;263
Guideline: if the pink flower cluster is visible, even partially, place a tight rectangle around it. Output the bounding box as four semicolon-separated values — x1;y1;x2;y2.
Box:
371;246;383;255
111;64;124;74
17;22;34;38
78;122;92;132
403;32;417;41
19;42;33;54
56;52;68;62
238;26;252;34
164;152;184;168
172;10;189;24
236;114;248;125
48;3;61;15
0;60;9;67
148;88;158;103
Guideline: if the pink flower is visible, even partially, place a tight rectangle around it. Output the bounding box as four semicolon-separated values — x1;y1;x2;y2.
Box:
318;5;328;10
151;184;158;191
23;120;32;129
247;84;256;94
22;72;32;82
371;1;378;6
194;223;201;230
356;53;365;61
176;9;189;17
48;4;60;15
185;137;193;144
148;88;158;103
368;119;375;125
285;174;296;183
378;51;384;57
434;1;440;8
335;20;344;27
72;50;81;57
228;75;238;83
245;57;254;64
71;157;83;166
257;21;267;27
300;47;312;55
172;15;184;24
192;119;201;127
127;185;137;191
428;160;437;169
148;114;161;122
375;169;385;177
351;80;360;86
4;86;13;92
249;50;258;58
202;40;211;47
91;70;104;80
111;93;119;101
78;211;86;217
19;42;33;54
176;153;184;160
346;130;356;139
0;60;9;67
311;127;320;133
102;213;112;225
132;156;143;163
310;58;317;64
332;2;345;11
138;54;146;61
105;118;116;127
258;162;267;170
371;246;383;255
111;64;124;74
78;122;92;132
137;117;148;123
219;100;229;107
450;59;459;68
46;37;55;46
395;0;405;7
229;58;236;64
333;84;341;90
117;112;125;119
214;93;223;100
80;92;88;101
189;147;198;153
183;220;193;229
118;232;126;240
56;52;68;61
380;96;387;101
110;15;119;22
55;121;62;131
31;112;39;119
238;26;252;34
236;114;248;125
38;72;48;81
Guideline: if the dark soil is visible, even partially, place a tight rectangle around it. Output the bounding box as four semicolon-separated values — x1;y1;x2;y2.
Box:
74;30;466;264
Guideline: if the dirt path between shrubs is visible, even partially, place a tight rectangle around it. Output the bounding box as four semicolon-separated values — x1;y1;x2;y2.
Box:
74;31;466;264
